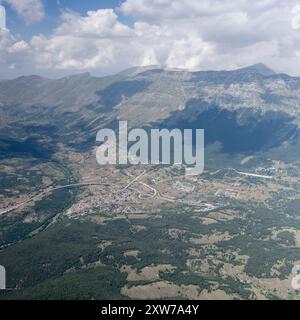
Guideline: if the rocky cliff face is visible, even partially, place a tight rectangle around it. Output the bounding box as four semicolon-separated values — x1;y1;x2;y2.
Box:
0;64;299;157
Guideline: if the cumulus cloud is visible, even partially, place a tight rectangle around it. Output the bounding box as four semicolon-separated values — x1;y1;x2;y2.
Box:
29;8;212;72
118;0;300;74
4;0;45;24
55;9;133;38
120;0;283;21
30;9;135;71
2;0;300;77
0;29;31;73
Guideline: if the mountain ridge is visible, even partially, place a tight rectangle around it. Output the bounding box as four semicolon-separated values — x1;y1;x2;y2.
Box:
0;63;286;82
0;62;299;157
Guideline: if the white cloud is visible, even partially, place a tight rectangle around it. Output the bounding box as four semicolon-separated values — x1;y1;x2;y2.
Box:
118;0;300;75
119;0;283;21
0;29;31;72
2;0;300;77
6;39;29;53
30;9;134;70
55;9;133;38
29;9;213;72
4;0;45;24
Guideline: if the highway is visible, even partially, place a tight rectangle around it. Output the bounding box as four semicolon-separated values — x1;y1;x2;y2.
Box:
0;169;149;217
0;181;109;216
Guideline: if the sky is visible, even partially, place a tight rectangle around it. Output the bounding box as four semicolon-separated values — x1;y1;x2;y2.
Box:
0;0;300;79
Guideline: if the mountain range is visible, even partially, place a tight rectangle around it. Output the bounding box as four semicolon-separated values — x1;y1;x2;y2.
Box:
0;63;299;159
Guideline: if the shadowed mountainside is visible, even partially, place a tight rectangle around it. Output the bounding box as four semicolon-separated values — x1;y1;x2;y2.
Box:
0;64;299;156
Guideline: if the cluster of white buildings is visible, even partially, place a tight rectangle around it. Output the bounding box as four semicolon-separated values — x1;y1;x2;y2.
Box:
66;189;136;218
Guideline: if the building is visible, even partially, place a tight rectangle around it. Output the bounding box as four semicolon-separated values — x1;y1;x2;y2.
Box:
0;5;6;29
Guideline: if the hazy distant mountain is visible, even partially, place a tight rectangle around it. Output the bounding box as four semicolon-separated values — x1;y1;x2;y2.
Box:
235;63;276;76
117;65;163;77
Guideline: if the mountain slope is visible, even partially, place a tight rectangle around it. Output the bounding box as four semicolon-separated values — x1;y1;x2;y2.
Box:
0;64;299;156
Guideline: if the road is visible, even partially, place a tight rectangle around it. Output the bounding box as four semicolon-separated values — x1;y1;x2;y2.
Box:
0;169;153;216
0;181;109;216
0;169;149;217
209;168;273;179
121;170;147;191
0;166;273;216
